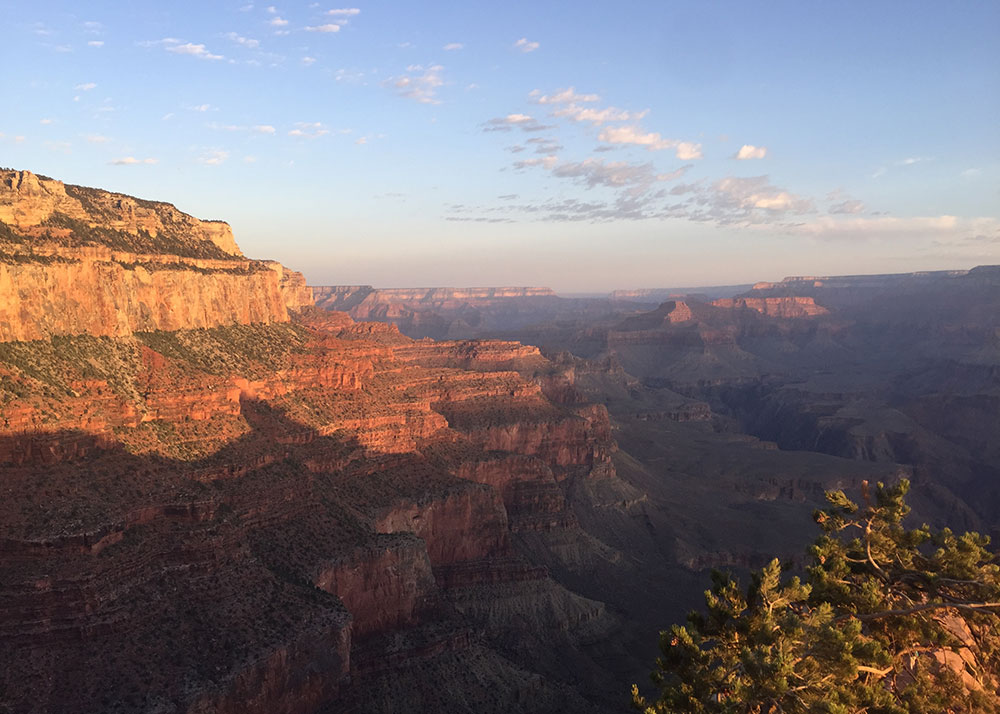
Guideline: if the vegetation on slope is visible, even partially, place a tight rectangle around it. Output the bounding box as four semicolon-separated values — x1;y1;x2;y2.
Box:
633;480;1000;713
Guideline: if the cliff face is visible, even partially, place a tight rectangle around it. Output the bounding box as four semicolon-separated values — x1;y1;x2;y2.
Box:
0;177;622;714
0;170;311;341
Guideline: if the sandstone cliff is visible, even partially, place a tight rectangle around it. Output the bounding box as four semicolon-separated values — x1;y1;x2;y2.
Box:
0;169;311;341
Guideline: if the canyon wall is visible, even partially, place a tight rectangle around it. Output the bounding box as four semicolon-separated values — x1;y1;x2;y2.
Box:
0;170;311;341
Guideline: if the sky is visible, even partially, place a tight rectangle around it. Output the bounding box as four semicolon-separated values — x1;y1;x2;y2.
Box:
2;0;998;292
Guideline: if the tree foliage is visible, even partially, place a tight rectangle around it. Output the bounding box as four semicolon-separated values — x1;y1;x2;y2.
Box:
633;480;1000;713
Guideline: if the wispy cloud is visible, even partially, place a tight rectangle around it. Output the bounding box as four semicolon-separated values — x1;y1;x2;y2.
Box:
87;40;104;47
301;56;316;65
443;42;463;51
197;148;229;165
514;37;540;53
288;121;329;138
225;32;260;49
734;144;767;160
483;114;554;133
269;16;289;27
598;125;702;159
84;134;111;143
253;124;276;134
530;87;600;104
145;38;225;60
385;64;445;104
305;24;340;33
110;156;158;165
554;104;645;125
74;82;97;91
828;199;866;215
327;8;360;15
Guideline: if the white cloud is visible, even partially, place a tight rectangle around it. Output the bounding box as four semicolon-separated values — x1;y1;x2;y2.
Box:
790;215;1000;243
225;32;260;48
301;56;316;65
514;37;539;53
327;7;360;15
288;121;329;138
514;156;559;170
443;42;463;51
531;87;599;104
269;16;289;27
197;149;230;165
74;82;97;91
110;156;158;165
961;168;982;178
84;134;110;143
483;114;554;132
164;41;224;60
598;125;703;159
898;156;930;166
356;136;367;145
253;124;276;134
88;40;104;47
554;104;645;125
267;5;277;13
240;4;254;11
695;175;813;222
385;64;444;104
550;158;690;189
306;24;340;33
188;104;214;112
734;144;767;160
828;199;866;215
40;118;54;125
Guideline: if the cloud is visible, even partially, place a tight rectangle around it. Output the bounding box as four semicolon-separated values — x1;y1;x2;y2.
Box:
327;8;360;15
598;125;702;159
87;40;104;47
554;104;645;125
84;134;111;143
828;199;866;215
713;176;812;213
530;87;599;104
443;43;463;51
188;104;214;112
897;156;930;166
385;64;445;104
525;136;562;154
550;158;690;189
110;156;158;165
306;24;341;33
40;118;54;125
514;37;539;53
269;17;289;27
483;114;554;132
790;215;1000;244
225;32;260;49
301;56;316;65
355;136;367;145
288;121;329;138
166;41;224;60
253;124;276;134
197;149;229;165
734;144;767;160
513;156;559;170
74;82;97;91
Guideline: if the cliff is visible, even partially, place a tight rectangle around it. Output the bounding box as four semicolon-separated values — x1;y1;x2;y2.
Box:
0;170;311;341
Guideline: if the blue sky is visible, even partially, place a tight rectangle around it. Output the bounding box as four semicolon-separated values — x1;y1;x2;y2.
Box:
2;0;998;291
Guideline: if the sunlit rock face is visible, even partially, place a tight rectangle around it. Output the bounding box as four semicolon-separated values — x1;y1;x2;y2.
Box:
0;169;311;342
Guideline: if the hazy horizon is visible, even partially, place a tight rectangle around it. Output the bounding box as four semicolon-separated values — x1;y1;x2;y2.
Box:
3;0;998;291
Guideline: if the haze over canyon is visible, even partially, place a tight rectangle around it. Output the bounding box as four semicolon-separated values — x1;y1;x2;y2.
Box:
1;168;998;712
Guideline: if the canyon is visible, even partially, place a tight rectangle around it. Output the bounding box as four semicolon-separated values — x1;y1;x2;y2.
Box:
1;170;998;713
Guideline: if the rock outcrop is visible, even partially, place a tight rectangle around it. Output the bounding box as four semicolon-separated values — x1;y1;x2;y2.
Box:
0;170;311;341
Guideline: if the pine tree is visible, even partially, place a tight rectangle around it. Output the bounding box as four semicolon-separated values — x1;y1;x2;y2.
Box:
633;480;1000;713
